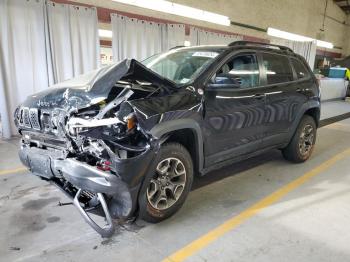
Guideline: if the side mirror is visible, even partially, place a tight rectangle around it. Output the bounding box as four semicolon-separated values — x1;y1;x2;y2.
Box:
207;74;241;90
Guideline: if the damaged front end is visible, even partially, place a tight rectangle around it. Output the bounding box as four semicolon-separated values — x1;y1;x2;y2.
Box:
15;59;176;237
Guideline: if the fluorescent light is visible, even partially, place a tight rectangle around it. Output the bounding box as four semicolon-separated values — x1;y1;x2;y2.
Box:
99;29;112;38
316;40;333;49
267;27;313;42
267;27;333;49
111;0;230;26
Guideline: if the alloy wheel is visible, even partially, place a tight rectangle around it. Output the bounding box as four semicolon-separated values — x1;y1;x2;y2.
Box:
147;157;187;210
298;124;315;156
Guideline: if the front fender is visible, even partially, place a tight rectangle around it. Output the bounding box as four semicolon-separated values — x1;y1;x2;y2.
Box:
150;118;204;174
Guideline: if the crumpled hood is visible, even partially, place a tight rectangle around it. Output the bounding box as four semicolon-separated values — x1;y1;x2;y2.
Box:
20;59;177;110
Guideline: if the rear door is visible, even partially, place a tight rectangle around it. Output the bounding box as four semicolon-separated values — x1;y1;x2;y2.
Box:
259;52;309;147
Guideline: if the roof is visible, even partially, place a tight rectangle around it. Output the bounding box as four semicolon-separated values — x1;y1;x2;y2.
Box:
173;41;295;56
172;45;229;52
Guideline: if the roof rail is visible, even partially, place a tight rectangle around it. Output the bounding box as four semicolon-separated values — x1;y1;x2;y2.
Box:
228;41;293;53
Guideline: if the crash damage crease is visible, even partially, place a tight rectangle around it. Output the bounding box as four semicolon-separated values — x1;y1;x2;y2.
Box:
15;59;202;237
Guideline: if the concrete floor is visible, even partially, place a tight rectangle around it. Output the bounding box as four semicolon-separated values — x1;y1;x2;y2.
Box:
1;118;350;261
320;99;350;119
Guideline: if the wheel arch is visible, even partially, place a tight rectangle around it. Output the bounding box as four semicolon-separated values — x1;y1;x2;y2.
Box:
304;107;320;127
150;119;204;175
284;102;320;147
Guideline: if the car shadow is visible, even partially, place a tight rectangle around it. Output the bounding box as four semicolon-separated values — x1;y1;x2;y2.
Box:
192;149;283;191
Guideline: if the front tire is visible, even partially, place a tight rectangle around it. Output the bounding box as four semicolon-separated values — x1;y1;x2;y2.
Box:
282;115;317;163
138;143;193;223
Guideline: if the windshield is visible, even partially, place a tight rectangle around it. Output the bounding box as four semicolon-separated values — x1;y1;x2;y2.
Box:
142;49;222;85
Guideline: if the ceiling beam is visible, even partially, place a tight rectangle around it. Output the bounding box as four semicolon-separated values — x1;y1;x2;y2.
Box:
340;5;350;10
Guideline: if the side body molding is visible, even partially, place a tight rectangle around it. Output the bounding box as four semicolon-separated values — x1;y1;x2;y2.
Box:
150;119;204;174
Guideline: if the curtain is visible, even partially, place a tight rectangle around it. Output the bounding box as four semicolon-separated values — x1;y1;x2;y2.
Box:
0;0;50;138
0;0;100;138
270;38;317;69
47;1;100;83
111;14;186;62
165;24;186;50
189;27;199;46
111;14;165;61
189;27;243;46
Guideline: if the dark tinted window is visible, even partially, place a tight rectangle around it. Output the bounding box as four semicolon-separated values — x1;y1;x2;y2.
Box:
214;54;259;88
262;53;293;84
291;58;309;79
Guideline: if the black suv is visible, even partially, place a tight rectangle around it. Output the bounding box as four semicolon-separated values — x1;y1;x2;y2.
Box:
15;41;320;237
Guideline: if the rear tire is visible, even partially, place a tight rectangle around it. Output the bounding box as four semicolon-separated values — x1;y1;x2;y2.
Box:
282;115;317;163
138;143;193;223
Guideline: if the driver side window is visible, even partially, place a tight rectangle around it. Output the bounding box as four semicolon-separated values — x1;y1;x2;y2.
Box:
213;54;260;88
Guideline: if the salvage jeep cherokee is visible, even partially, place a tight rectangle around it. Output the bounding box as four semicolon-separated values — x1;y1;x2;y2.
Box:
15;41;320;237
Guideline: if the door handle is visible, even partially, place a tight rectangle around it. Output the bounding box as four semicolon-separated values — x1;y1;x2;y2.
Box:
253;93;266;99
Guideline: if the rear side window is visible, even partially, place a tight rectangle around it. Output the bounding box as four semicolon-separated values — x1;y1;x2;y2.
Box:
261;53;294;85
291;58;310;79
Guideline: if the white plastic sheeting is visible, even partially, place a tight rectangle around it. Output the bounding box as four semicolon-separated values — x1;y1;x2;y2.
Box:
0;0;100;138
47;1;100;83
270;38;317;69
0;0;50;138
166;24;186;50
189;27;243;46
111;14;186;61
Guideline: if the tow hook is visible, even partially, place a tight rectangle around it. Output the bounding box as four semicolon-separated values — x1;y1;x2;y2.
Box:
73;189;115;238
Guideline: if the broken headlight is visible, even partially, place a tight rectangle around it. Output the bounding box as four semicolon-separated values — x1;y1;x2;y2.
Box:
125;113;137;131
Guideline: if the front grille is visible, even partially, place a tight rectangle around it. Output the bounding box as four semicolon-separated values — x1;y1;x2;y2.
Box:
22;108;31;128
19;107;41;130
29;108;40;130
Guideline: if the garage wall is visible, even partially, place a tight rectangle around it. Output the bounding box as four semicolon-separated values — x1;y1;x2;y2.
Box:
173;0;348;54
343;16;350;57
57;0;349;56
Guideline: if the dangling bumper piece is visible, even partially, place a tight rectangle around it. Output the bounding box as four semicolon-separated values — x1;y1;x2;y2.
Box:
73;189;114;238
18;143;157;237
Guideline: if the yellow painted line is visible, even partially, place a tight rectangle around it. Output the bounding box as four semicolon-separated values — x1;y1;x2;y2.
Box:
0;167;27;176
164;148;350;262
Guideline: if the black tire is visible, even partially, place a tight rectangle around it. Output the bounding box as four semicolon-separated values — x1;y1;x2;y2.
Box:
282;115;317;163
138;142;194;223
